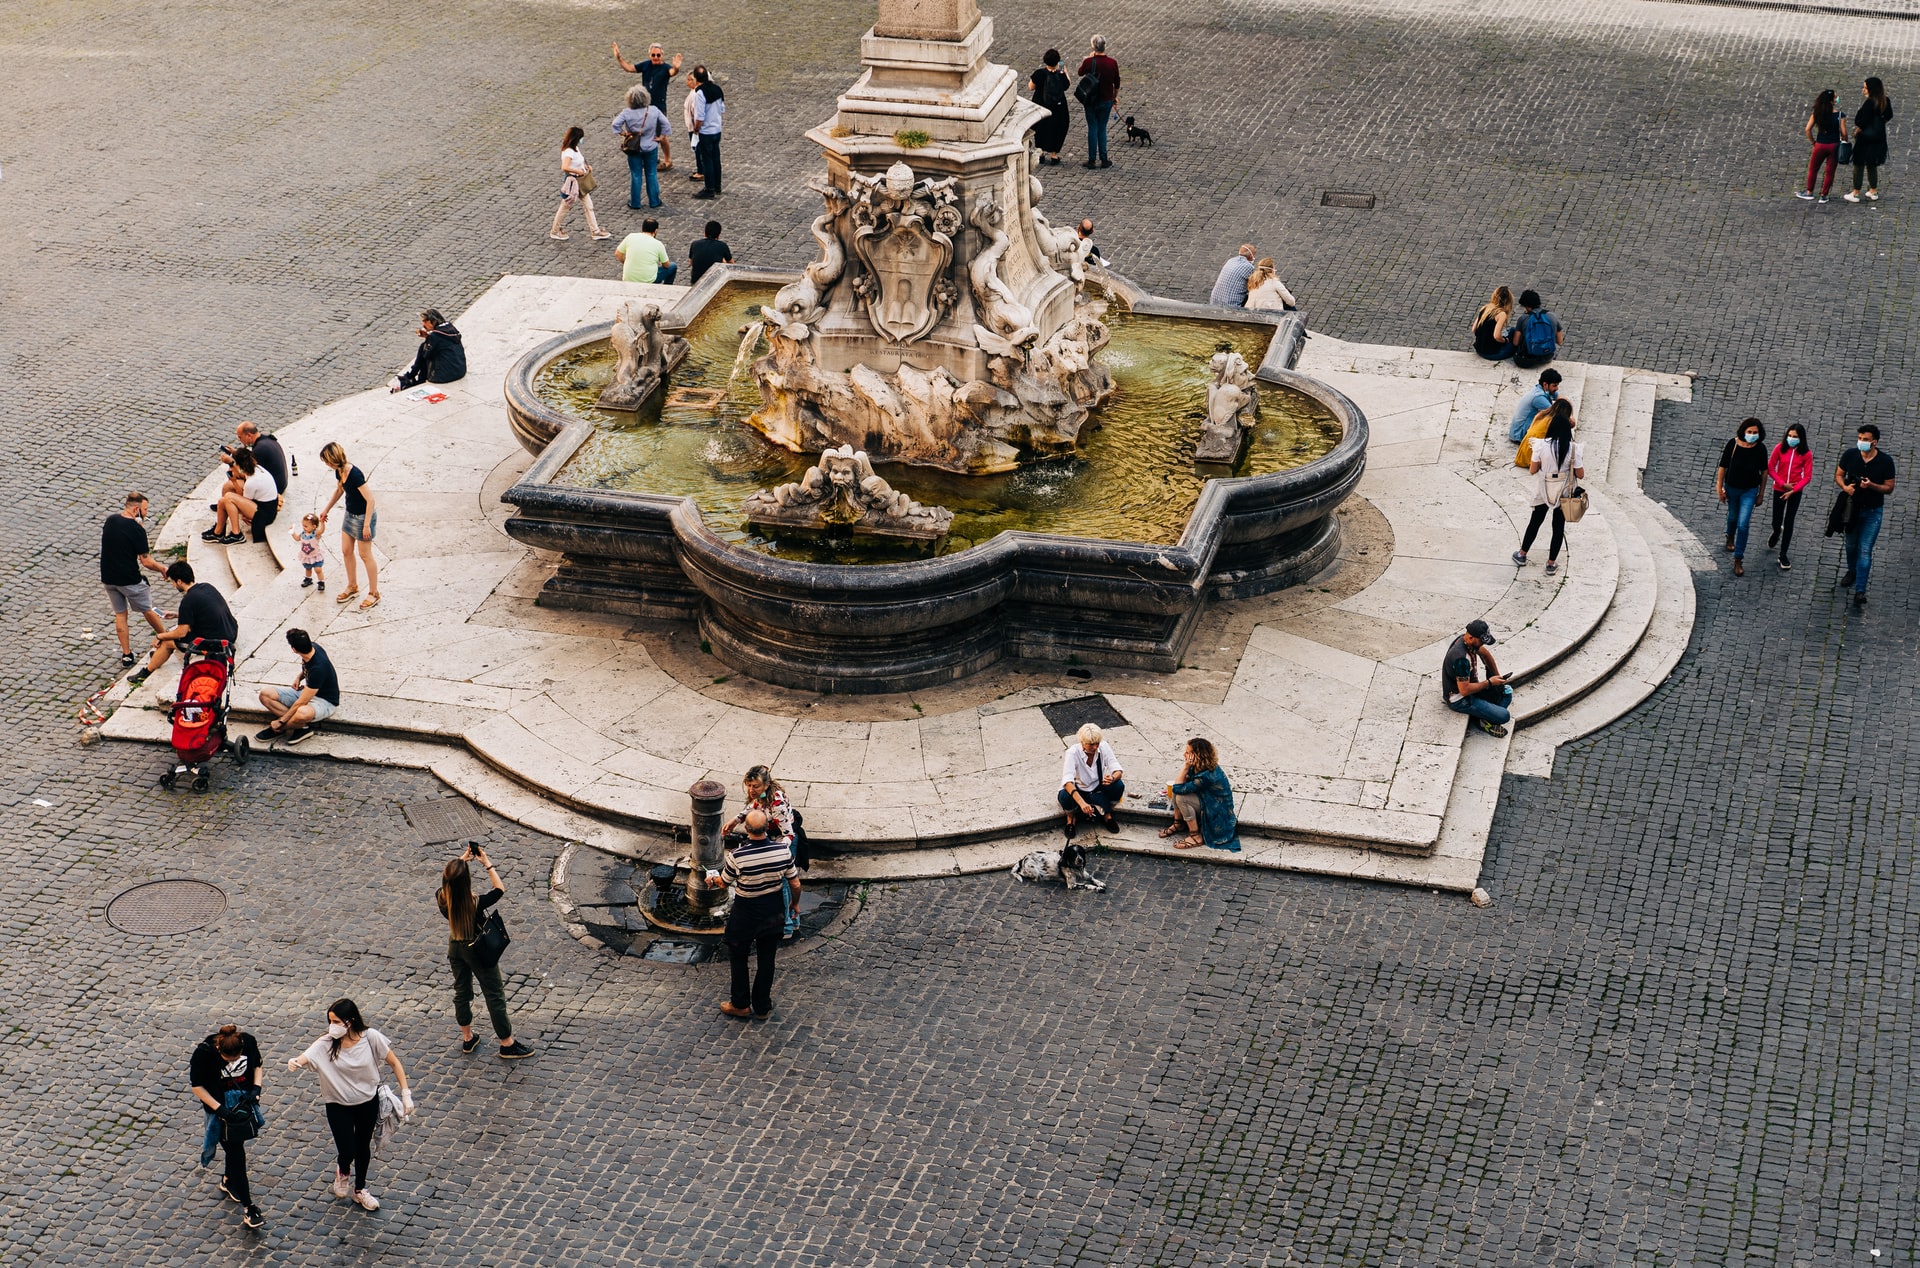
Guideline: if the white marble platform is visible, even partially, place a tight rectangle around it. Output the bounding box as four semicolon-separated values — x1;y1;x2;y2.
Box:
103;276;1703;892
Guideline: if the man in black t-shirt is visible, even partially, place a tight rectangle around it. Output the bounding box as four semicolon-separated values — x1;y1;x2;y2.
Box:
222;421;289;496
613;41;683;169
1441;619;1513;737
100;492;169;668
257;627;341;745
131;561;237;684
687;220;732;284
1837;423;1897;606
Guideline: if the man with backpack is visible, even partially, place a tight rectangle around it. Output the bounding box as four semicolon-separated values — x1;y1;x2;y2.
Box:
1512;290;1564;369
1075;36;1119;169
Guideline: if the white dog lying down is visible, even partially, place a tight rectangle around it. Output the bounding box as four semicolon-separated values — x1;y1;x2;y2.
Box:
1010;841;1107;891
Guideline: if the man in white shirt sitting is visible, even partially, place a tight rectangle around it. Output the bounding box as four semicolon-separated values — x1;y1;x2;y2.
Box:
1058;722;1125;837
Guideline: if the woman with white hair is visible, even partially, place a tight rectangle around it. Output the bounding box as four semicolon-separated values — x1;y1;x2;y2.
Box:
1058;722;1125;837
611;84;671;210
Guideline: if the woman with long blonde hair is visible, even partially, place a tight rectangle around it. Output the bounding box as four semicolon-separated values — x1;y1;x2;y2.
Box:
317;441;379;610
1245;258;1296;312
1473;285;1516;360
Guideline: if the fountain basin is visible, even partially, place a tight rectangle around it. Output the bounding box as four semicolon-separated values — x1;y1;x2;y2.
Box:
502;266;1368;693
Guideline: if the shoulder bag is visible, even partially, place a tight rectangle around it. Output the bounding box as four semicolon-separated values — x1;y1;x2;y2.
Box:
219;1092;260;1144
576;168;597;195
467;905;511;967
621;125;647;155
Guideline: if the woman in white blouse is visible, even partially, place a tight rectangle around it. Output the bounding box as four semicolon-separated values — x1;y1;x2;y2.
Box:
286;998;412;1212
549;125;610;242
1245;258;1296;311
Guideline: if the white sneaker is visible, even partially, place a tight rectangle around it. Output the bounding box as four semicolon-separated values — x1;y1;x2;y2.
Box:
1844;191;1862;203
332;1170;352;1198
354;1189;380;1211
1865;190;1880;201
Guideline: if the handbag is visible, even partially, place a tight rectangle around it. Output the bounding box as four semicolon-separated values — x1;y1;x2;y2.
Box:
218;1094;260;1144
576;168;597;195
1558;482;1590;522
467;907;511;967
621;127;647;154
1836;137;1854;165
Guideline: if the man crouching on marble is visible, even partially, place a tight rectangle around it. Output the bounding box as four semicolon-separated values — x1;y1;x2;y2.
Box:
1059;723;1124;838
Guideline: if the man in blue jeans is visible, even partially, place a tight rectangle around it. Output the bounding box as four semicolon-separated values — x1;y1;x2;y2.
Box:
1837;423;1897;608
1077;36;1119;169
1442;619;1513;737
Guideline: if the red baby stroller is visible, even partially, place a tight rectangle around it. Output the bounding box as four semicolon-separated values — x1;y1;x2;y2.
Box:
159;638;249;793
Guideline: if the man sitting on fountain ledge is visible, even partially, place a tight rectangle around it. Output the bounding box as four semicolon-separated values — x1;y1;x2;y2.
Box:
1059;723;1125;838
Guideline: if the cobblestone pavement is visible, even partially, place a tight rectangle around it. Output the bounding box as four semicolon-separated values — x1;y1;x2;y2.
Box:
5;0;1920;1262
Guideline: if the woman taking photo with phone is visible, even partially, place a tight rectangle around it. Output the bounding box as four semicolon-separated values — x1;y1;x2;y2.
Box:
438;844;534;1060
286;999;412;1213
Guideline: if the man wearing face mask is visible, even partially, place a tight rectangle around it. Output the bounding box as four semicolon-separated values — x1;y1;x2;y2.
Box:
1836;424;1896;607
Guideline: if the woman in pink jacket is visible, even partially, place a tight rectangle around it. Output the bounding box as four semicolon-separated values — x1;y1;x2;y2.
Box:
1766;423;1813;571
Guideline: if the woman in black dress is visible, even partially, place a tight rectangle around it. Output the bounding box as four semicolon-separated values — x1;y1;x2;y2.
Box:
1029;49;1071;165
1846;77;1893;202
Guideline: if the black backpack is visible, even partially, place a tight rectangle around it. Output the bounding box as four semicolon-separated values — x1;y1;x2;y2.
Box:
1041;70;1069;110
1073;68;1100;106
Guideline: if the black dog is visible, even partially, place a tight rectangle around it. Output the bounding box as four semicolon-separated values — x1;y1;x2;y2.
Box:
1124;116;1152;146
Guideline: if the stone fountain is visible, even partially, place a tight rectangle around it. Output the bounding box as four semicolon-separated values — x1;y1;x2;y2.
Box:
749;0;1113;475
497;0;1370;693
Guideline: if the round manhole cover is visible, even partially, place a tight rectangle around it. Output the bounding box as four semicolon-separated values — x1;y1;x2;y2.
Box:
107;879;228;935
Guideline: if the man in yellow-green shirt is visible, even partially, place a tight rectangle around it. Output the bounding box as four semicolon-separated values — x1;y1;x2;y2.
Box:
615;219;676;284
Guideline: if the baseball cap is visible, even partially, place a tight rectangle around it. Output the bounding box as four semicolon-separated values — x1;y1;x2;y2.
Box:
1465;619;1496;644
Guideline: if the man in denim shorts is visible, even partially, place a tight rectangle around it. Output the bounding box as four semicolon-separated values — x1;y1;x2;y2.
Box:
101;492;169;668
256;628;340;745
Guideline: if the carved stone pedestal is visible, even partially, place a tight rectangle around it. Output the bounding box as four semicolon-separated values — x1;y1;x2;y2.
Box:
746;0;1111;475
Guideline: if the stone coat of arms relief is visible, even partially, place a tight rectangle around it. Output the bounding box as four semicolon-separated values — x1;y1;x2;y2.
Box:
847;162;962;344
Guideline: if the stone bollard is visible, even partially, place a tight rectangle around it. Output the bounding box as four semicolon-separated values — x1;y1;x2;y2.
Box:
687;779;728;913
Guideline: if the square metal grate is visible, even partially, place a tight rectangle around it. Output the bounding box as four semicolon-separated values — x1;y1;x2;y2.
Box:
1038;694;1131;739
401;797;487;844
1320;190;1376;209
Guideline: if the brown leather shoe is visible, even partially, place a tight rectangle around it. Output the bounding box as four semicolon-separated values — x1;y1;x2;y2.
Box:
1733;558;1745;576
719;1003;753;1019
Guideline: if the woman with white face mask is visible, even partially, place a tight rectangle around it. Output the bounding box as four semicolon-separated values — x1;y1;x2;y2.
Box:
1766;423;1813;571
286;998;412;1212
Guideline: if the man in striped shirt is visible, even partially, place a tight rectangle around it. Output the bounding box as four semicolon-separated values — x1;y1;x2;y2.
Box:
715;809;798;1018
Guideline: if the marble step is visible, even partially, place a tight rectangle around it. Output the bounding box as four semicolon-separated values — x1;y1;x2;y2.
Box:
1511;486;1660;728
1610;375;1659;488
1466;465;1623;689
1505;484;1697;778
1572;365;1624;486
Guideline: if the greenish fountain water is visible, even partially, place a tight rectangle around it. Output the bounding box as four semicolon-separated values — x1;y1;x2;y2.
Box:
542;284;1342;561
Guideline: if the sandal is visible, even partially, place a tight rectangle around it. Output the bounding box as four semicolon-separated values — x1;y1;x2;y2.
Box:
334;588;359;604
1175;834;1204;849
1158;822;1185;839
358;593;381;611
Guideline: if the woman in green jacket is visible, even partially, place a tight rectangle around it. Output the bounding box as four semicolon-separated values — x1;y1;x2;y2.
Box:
1160;737;1241;852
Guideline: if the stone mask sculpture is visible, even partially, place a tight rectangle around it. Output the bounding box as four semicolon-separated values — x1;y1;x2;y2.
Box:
596;301;691;412
1195;350;1260;465
742;444;955;541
